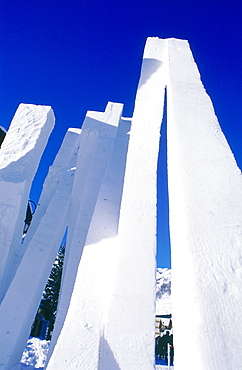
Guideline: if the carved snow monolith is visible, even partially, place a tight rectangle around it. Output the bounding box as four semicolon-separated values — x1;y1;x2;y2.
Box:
167;38;242;369
46;102;124;368
98;38;168;369
0;104;55;303
46;38;168;370
0;127;80;370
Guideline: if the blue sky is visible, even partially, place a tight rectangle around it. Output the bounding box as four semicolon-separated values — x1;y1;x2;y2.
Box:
0;0;241;268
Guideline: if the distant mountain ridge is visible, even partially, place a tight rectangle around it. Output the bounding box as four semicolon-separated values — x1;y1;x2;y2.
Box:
156;268;172;315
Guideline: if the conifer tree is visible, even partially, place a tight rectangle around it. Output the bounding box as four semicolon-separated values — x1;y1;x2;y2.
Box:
31;244;65;340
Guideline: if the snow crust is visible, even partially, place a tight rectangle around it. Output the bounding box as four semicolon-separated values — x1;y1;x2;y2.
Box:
0;104;54;303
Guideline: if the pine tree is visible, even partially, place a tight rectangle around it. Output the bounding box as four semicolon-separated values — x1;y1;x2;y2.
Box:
31;244;65;340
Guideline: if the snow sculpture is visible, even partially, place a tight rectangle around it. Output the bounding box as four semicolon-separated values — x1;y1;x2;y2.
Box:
0;37;241;370
167;38;242;370
0;127;80;369
46;40;168;369
0;104;54;304
97;39;168;369
46;38;242;370
46;102;126;368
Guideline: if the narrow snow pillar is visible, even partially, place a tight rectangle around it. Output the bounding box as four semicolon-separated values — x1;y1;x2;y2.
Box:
0;128;81;370
46;102;123;368
0;104;54;303
46;116;130;370
102;38;168;369
167;38;242;369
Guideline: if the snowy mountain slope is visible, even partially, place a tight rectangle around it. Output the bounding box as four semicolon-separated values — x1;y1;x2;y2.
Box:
156;268;172;315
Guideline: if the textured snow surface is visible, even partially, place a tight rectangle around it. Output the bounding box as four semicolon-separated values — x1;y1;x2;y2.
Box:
46;102;124;369
94;37;168;370
0;127;79;369
167;38;242;369
0;104;54;173
0;104;55;304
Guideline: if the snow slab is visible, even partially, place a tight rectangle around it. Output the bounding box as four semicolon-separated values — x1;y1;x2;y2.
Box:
0;128;80;370
99;37;168;369
46;117;130;369
24;127;81;244
46;38;168;370
46;102;124;368
167;38;242;369
0;104;55;303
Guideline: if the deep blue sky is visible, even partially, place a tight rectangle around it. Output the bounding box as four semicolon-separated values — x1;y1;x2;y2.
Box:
0;0;241;268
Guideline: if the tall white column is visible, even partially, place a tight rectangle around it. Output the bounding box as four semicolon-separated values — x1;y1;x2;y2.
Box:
0;127;80;370
0;104;54;303
167;38;242;369
101;38;168;369
46;116;131;370
46;102;123;368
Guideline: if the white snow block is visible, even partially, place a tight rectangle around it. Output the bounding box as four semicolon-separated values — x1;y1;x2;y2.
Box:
24;127;81;245
46;116;131;370
167;38;242;369
46;102;123;368
0;128;81;370
101;38;168;369
0;104;55;303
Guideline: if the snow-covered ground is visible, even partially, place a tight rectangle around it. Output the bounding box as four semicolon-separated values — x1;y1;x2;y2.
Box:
17;337;173;369
14;269;172;369
14;338;49;369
